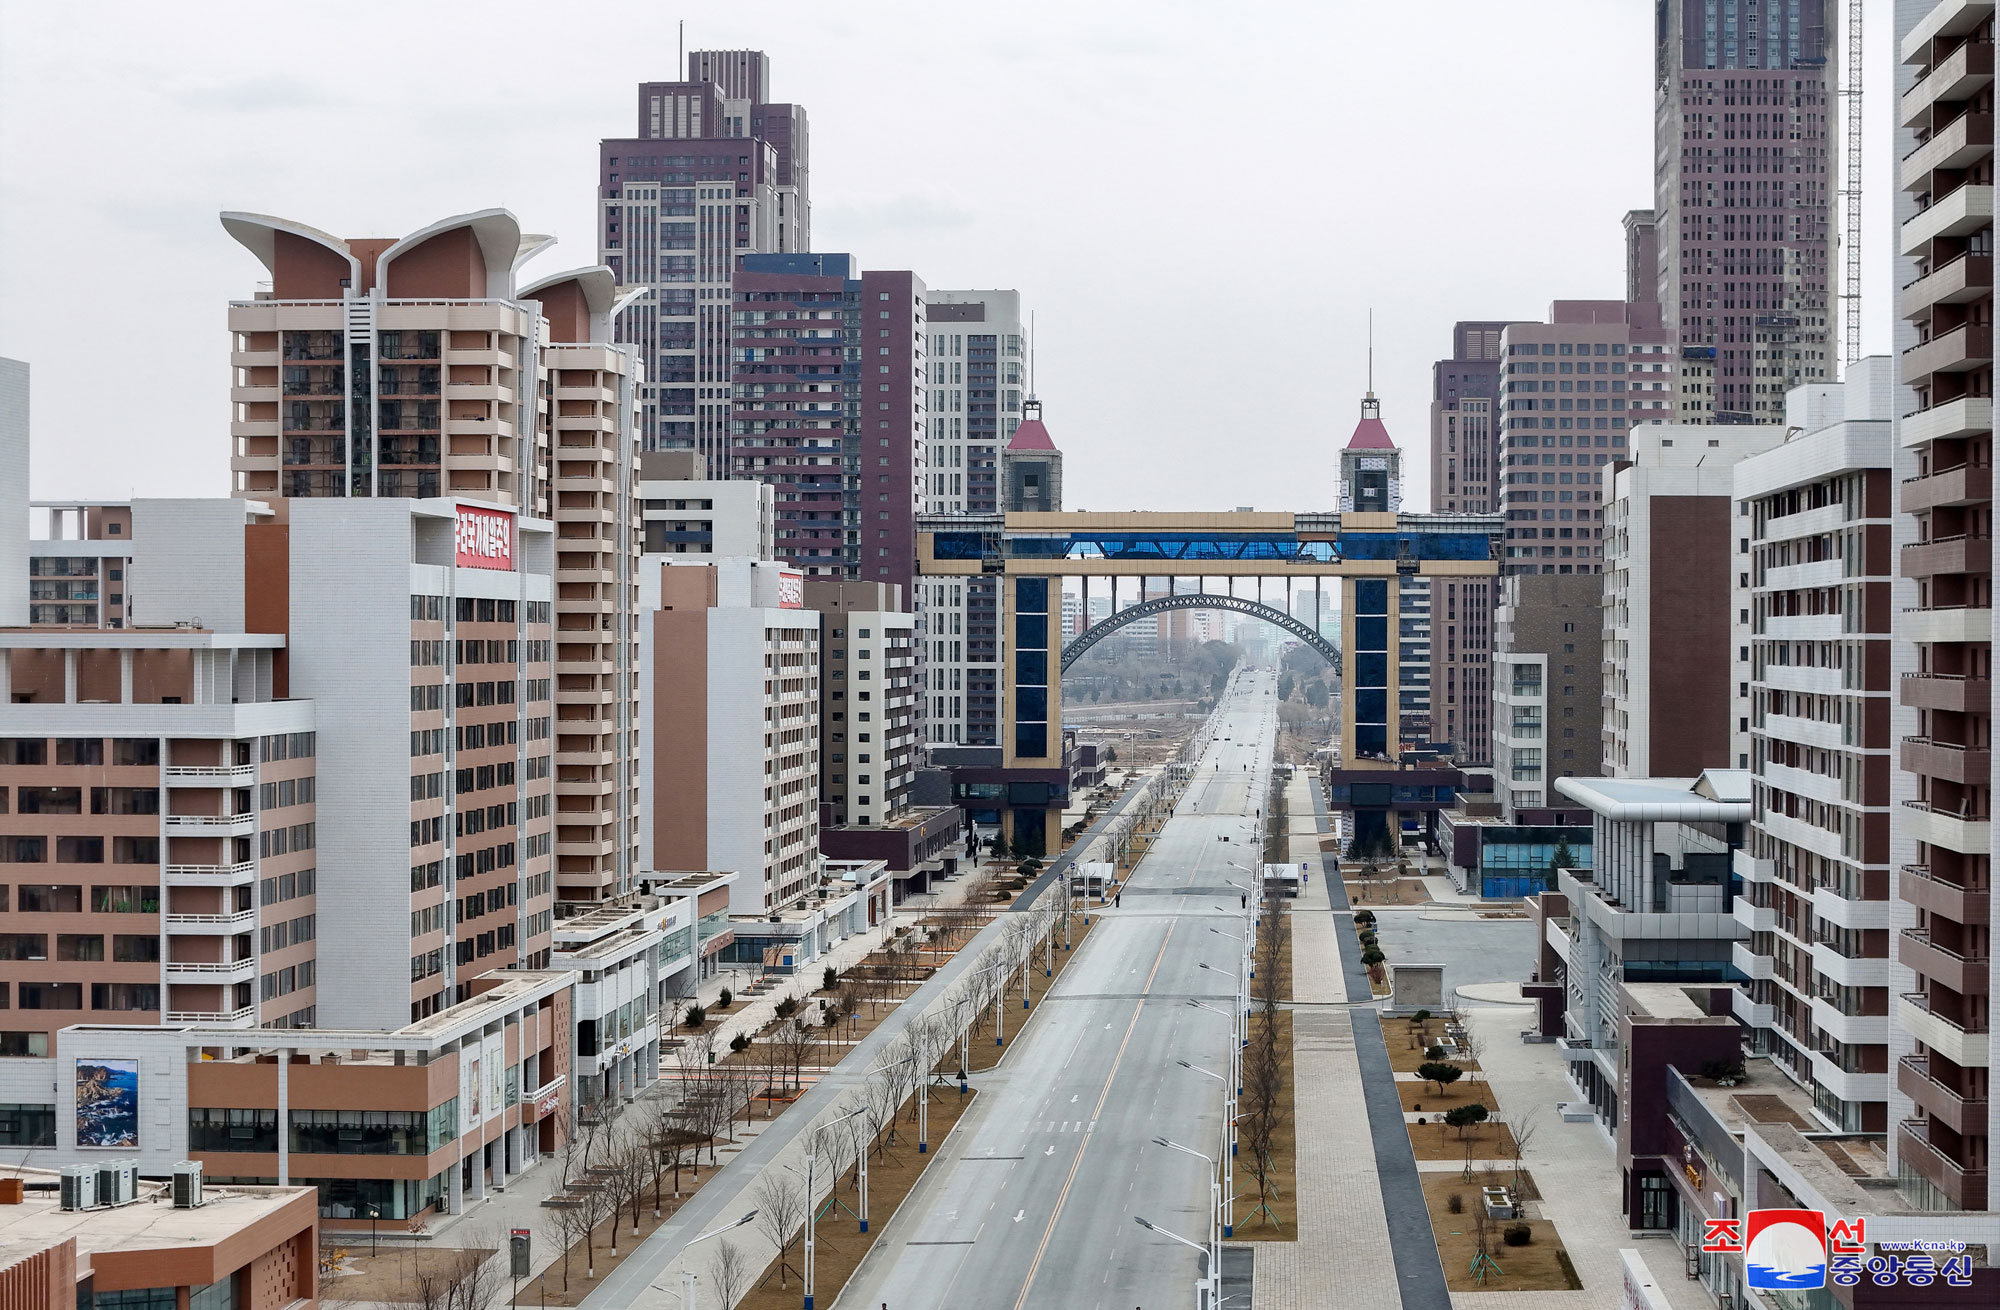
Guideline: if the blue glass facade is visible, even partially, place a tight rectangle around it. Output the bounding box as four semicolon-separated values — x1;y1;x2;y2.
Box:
1012;577;1050;760
929;529;1494;565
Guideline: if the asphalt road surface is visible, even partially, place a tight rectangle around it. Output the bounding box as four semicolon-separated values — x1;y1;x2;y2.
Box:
837;668;1281;1310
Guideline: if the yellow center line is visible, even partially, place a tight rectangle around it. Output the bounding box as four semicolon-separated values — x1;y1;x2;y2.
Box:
1012;920;1176;1310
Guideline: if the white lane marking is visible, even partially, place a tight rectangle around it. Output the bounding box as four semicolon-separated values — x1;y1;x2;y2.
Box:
1044;1145;1056;1156
1014;1210;1025;1223
1070;1094;1078;1103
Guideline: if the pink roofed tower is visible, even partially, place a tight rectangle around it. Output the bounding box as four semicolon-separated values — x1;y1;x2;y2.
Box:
1003;397;1063;512
1339;391;1402;514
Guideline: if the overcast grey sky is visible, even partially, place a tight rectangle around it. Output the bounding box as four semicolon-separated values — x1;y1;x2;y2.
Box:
1;0;1894;514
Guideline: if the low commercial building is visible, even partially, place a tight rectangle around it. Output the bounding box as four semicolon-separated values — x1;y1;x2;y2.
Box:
552;897;677;1117
0;970;571;1225
1539;771;1750;1129
640;872;736;987
0;1168;318;1309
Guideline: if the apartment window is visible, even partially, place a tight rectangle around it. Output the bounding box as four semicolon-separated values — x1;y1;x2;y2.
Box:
56;935;103;962
0;1103;55;1147
16;885;80;913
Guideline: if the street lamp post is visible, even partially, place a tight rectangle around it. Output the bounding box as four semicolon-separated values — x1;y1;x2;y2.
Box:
1132;1214;1217;1310
1179;1061;1236;1233
800;1106;868;1310
650;1210;757;1310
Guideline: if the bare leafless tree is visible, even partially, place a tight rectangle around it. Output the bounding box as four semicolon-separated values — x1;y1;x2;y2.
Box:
1509;1107;1542;1189
753;1171;808;1289
775;1013;818;1092
708;1237;751;1309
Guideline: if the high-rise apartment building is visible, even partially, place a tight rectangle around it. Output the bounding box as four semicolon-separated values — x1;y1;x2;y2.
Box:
28;505;133;629
1653;1;1835;424
1893;0;1997;1215
638;449;775;559
1731;361;1895;1135
1601;421;1784;778
1431;321;1518;763
1496;301;1678;575
599;53;810;466
1491;574;1605;816
729;254;928;595
223;210;641;905
638;556;821;918
806;580;917;829
923;291;1027;517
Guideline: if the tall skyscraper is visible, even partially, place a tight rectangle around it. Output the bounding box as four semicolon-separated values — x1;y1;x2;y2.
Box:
223;210;642;906
598;52;811;468
1496;301;1678;575
729;254;927;595
917;291;1027;748
1430;321;1518;763
1892;0;1995;1214
1653;0;1836;424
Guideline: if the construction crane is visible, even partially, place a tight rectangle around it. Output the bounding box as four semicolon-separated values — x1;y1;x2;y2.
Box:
1839;0;1863;367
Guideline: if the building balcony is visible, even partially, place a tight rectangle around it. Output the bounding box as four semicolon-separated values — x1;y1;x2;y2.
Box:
1902;39;1995;127
1896;1119;1989;1211
1899;863;1991;923
1901;184;1994;257
1898;1055;1989;1136
164;860;258;886
165;1005;256;1027
1900;671;1992;715
1811;939;1889;989
164;811;257;837
1903;324;1994;386
1901;735;1993;784
1899;395;1993;450
165;909;258;934
1732;894;1777;934
1901;254;1994;324
163;764;259;787
1900;112;1995;191
164;957;257;984
1899;605;1995;646
1810;996;1890;1046
1732;940;1774;981
1731;988;1776;1029
1899;800;1990;855
1897;993;1990;1068
1900;928;1992;995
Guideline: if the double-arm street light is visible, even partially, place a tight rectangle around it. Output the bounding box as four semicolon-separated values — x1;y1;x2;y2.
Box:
797;1106;868;1309
1179;1060;1237;1232
1131;1215;1216;1310
649;1210;756;1310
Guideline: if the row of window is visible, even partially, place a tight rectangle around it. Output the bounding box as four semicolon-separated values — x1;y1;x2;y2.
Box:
0;981;158;1010
0;739;158;767
258;823;315;859
260;959;314;1001
0;933;158;961
0;837;156;865
189;1101;459;1156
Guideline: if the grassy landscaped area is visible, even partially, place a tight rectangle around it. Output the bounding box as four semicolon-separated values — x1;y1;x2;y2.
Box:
1418;1174;1582;1292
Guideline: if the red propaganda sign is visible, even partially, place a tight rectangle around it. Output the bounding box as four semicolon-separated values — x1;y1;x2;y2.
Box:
455;507;514;571
777;569;804;610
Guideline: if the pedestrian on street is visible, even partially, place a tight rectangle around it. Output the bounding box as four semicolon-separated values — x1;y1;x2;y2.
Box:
1116;891;1122;908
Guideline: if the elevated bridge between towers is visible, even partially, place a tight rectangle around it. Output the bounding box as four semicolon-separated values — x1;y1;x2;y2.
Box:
915;508;1501;854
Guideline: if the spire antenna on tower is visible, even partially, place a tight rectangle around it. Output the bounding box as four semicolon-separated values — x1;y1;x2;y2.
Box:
1367;308;1374;396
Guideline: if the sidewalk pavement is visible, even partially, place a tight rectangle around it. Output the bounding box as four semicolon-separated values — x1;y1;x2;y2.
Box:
1450;1001;1715;1309
1244;775;1431;1310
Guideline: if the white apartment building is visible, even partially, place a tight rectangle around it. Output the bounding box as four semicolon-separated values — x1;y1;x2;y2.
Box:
638;450;774;559
808;581;917;828
1731;360;1897;1134
1601;421;1786;778
918;291;1027;750
223;209;641;905
551;895;691;1113
639;557;821;918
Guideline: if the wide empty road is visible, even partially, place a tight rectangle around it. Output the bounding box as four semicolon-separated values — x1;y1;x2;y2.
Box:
839;669;1279;1310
